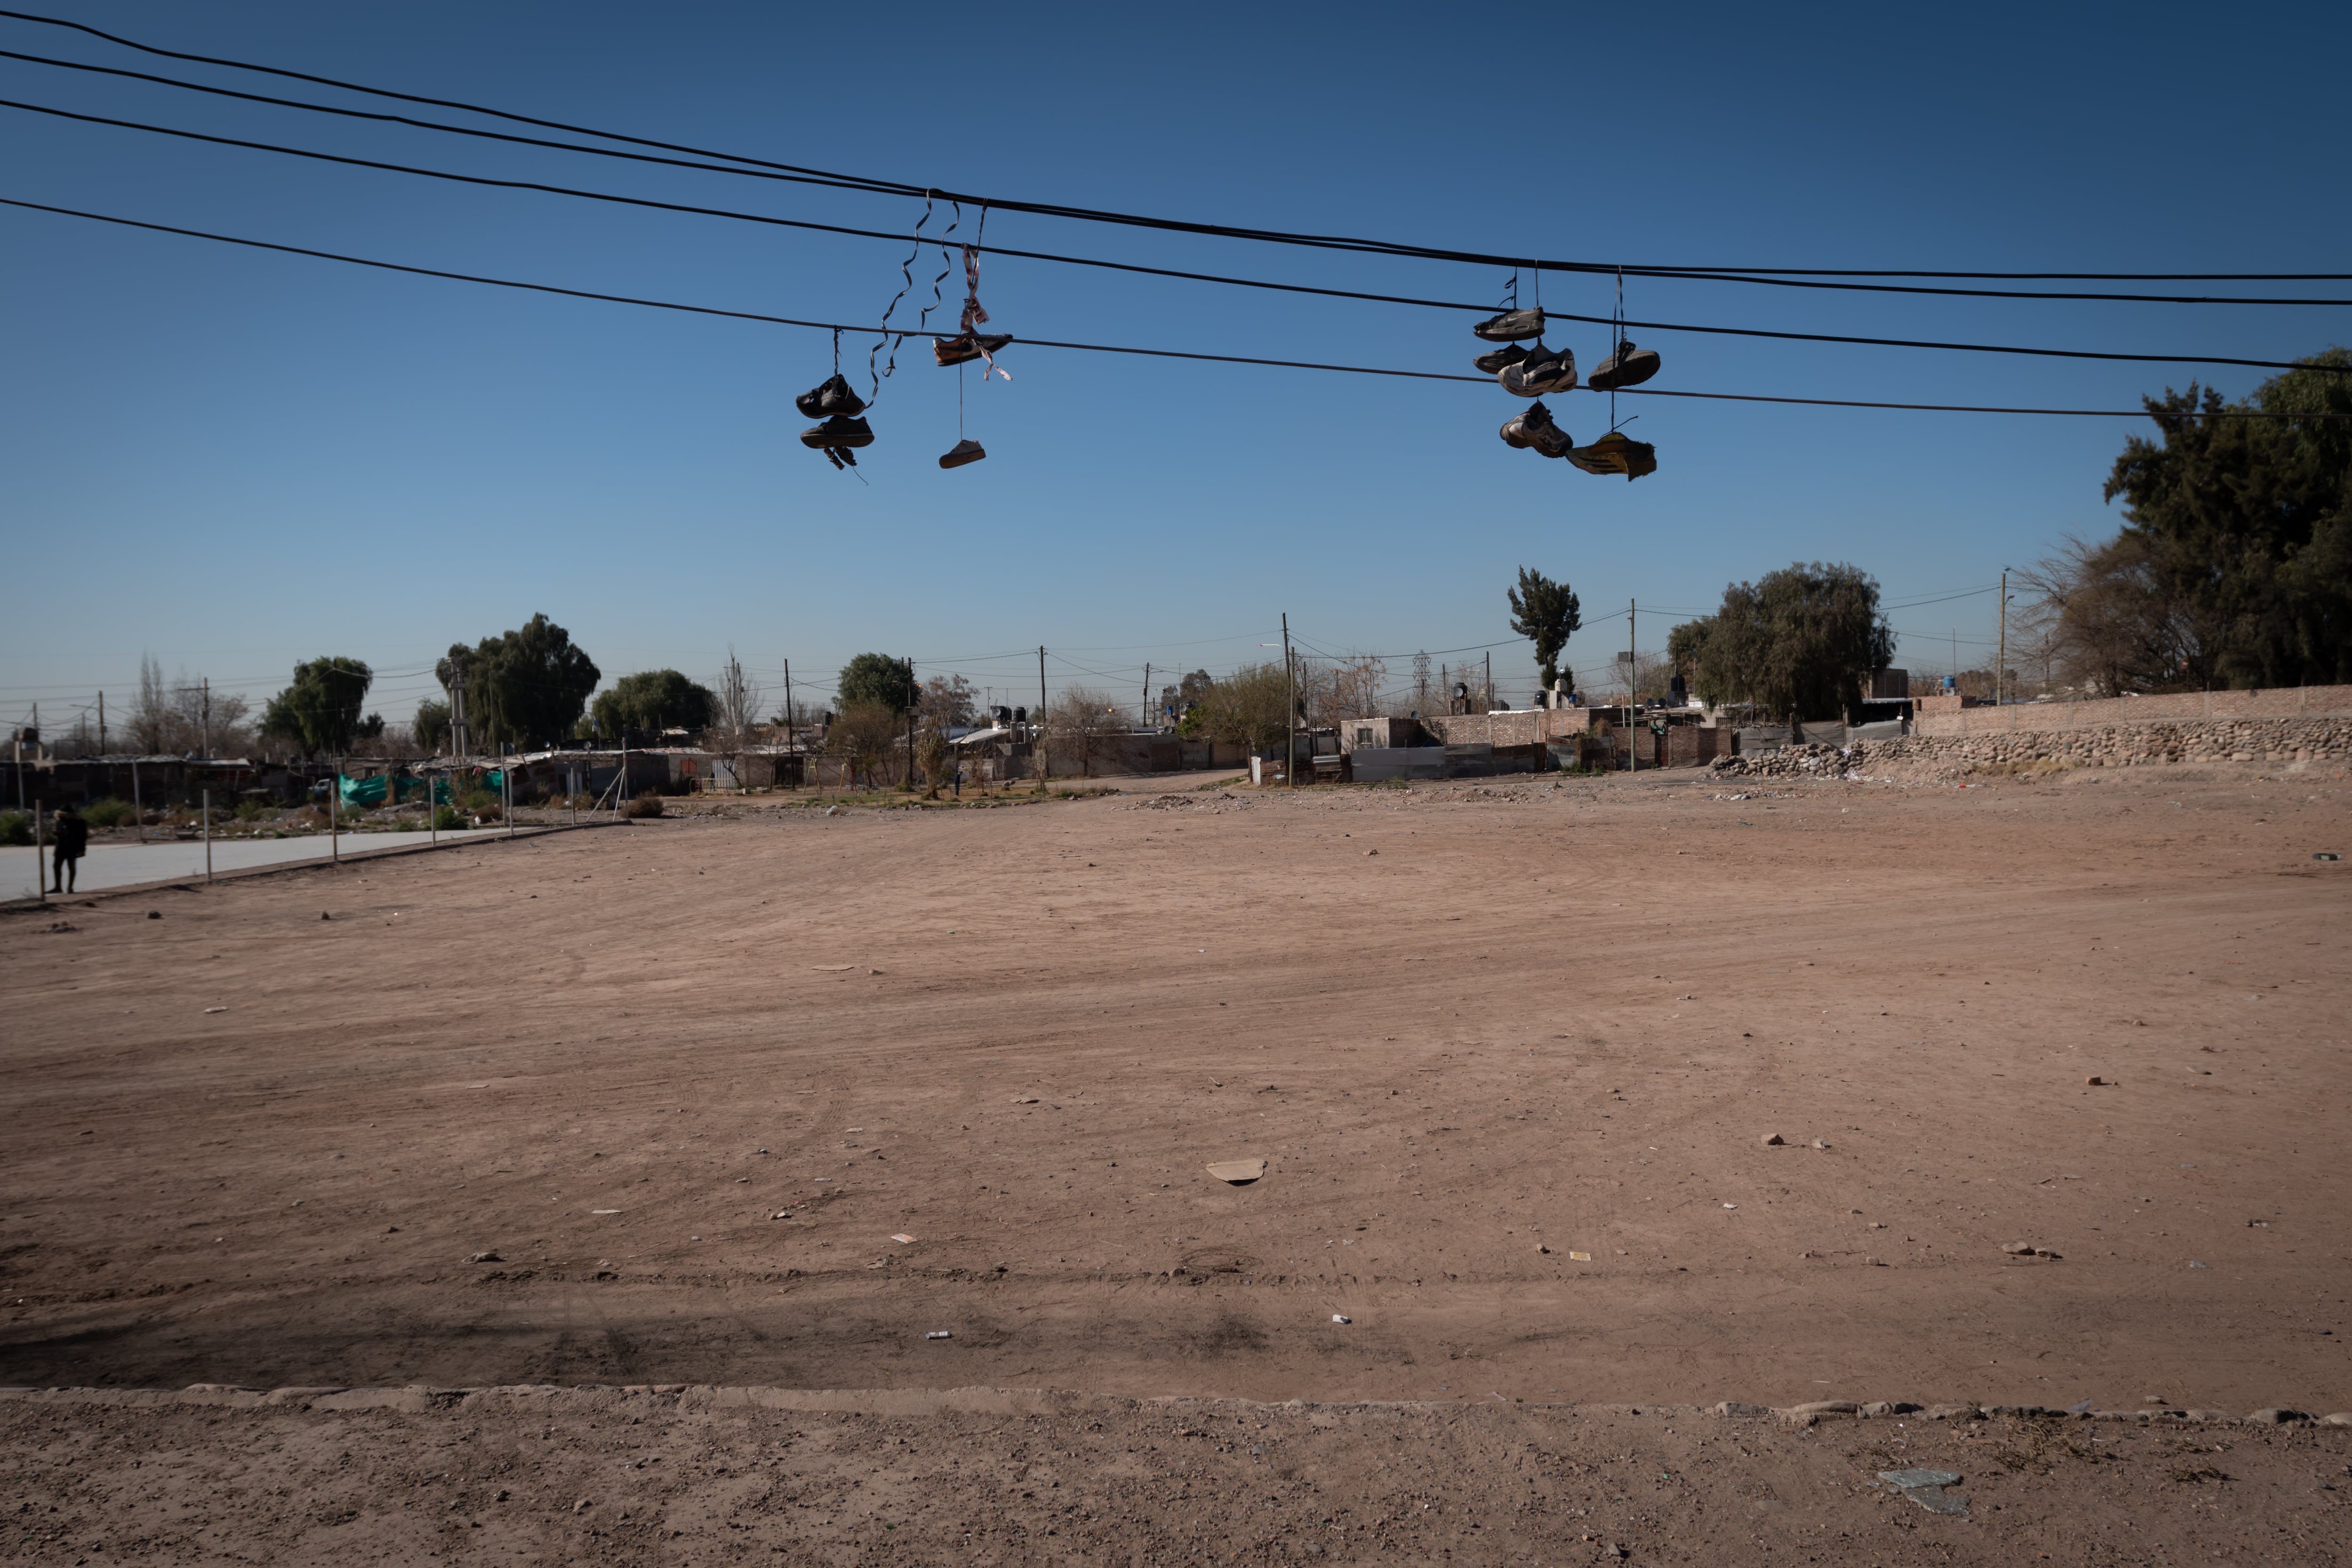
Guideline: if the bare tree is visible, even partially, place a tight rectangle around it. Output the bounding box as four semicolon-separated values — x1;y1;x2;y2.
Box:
823;702;900;791
1045;685;1121;778
1323;653;1388;721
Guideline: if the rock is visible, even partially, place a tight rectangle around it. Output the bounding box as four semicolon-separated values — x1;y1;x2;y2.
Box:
1812;1138;1830;1150
2319;1413;2352;1426
2085;1075;2104;1085
1878;1468;1962;1489
1784;1400;1860;1416
2185;1409;2234;1422
2001;1241;2035;1255
1925;1404;1981;1421
572;1499;593;1514
1861;1401;1923;1417
1865;1256;1886;1266
2242;1408;2307;1425
467;1251;503;1264
147;910;161;919
1711;1401;1771;1417
1762;1133;1785;1146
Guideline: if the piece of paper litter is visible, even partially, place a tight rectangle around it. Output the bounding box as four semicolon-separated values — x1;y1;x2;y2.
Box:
890;1233;916;1244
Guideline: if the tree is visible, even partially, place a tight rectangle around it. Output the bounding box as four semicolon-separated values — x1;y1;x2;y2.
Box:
714;648;763;738
916;723;954;798
1678;562;1895;719
837;653;917;712
443;614;601;749
591;669;717;738
414;698;452;754
824;702;901;790
259;656;374;756
919;673;977;728
1324;653;1388;720
2081;351;2352;689
1045;686;1120;777
1507;567;1582;692
1189;661;1293;754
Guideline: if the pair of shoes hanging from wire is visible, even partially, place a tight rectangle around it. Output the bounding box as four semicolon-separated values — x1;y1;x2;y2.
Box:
1472;296;1577;395
796;337;874;469
933;242;1009;467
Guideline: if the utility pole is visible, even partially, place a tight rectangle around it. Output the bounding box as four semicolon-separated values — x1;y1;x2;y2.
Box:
782;658;795;779
1484;650;1492;712
1628;598;1637;774
1038;645;1049;790
202;788;213;883
1282;613;1295;789
1141;663;1151;730
1997;567;2010;707
96;691;104;755
200;679;210;758
329;758;339;863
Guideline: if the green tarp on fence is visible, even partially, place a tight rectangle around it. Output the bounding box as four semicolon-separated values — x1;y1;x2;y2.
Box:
336;774;452;807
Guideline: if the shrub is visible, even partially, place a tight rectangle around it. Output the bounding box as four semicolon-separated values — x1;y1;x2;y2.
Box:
234;798;267;823
0;811;29;846
431;805;464;831
82;798;135;829
626;790;665;819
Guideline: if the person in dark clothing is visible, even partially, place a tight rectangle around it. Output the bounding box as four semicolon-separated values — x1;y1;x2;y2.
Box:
50;804;87;894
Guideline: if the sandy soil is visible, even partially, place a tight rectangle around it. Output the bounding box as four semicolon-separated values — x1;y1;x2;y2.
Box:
4;1386;2346;1566
3;763;2348;1559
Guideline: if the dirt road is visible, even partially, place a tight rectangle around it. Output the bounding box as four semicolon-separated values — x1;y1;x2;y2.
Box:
3;762;2349;1558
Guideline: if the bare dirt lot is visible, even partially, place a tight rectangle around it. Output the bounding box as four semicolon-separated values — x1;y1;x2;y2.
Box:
4;764;2348;1561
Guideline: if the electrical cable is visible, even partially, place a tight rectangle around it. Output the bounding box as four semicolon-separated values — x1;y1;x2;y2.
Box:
7;98;2352;367
7;196;2349;419
3;14;2349;295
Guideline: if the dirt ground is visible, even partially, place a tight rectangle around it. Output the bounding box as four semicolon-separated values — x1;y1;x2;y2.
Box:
4;763;2348;1560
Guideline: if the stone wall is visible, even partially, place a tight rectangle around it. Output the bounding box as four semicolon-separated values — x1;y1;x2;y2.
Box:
1913;684;2352;738
1711;714;2352;779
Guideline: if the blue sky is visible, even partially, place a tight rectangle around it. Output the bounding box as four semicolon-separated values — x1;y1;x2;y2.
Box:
3;0;2347;730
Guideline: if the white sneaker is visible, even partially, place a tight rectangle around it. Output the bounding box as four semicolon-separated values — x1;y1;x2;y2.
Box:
1498;342;1577;398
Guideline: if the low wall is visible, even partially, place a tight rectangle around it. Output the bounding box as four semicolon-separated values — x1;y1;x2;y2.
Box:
1915;684;2352;738
1713;714;2352;778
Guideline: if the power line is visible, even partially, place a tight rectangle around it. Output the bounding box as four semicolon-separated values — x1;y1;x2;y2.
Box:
10;198;2348;422
6;9;2348;296
12;92;2352;319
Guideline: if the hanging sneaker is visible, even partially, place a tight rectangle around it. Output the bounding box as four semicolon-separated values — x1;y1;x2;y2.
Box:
1499;401;1573;458
1473;307;1545;342
1587;339;1661;391
938;438;987;469
933;332;1013;367
794;373;867;419
1566;430;1658;479
1473;342;1531;375
801;414;874;467
1498;342;1577;398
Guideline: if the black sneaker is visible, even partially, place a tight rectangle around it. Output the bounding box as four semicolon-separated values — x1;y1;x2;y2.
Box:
1587;340;1661;391
1499;400;1573;458
1498;342;1577;398
938;438;987;469
1473;307;1545;342
1473;342;1531;375
794;373;867;419
933;333;1013;367
801;414;874;454
1566;430;1658;479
